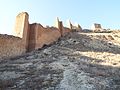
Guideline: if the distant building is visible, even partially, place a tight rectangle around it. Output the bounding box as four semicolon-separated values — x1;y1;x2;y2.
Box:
91;23;103;32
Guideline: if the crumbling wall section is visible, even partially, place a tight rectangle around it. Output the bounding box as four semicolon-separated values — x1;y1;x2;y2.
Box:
28;24;36;51
54;18;64;36
0;34;26;59
54;18;72;36
68;21;82;32
62;27;71;36
0;12;80;59
36;25;61;49
0;12;29;59
28;24;61;51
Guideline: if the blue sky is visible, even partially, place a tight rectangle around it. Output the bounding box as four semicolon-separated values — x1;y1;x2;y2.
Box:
0;0;120;34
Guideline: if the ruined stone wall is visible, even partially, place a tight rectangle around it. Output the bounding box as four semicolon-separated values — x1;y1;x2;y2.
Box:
28;23;61;51
70;23;82;32
0;34;26;59
55;18;63;36
36;25;61;50
28;24;36;51
54;18;71;36
63;27;71;36
0;12;79;59
0;12;29;59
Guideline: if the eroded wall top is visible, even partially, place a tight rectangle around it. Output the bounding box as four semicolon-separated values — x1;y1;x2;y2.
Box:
14;12;29;38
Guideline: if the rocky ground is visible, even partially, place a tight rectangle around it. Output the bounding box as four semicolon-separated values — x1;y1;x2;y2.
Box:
0;31;120;90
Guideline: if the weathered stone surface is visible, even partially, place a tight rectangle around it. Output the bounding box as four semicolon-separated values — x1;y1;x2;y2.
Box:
28;23;61;51
13;12;29;38
14;12;29;50
54;17;64;36
0;32;120;90
0;12;72;59
0;34;26;59
1;11;120;89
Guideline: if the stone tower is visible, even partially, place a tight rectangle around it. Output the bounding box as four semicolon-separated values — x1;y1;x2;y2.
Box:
91;23;102;31
14;12;29;51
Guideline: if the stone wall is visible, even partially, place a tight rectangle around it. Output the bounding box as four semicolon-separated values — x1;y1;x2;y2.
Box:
54;18;71;36
63;27;71;36
0;34;26;59
28;23;61;51
13;12;29;51
28;23;71;51
0;12;80;59
68;21;82;32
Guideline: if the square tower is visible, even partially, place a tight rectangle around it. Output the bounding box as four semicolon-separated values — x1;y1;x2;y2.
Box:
13;12;29;51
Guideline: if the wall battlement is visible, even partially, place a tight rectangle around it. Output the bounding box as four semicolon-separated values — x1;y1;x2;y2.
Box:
0;12;82;59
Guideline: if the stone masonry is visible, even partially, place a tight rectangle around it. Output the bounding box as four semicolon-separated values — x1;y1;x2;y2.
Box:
14;12;29;50
0;12;83;59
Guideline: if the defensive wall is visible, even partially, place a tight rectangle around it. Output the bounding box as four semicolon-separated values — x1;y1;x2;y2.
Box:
0;12;82;59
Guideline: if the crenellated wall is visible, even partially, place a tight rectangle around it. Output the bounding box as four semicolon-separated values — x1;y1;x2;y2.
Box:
28;16;73;51
0;12;81;59
67;21;82;32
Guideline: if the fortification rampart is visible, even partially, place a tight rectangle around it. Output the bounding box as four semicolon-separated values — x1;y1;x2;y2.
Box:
28;23;61;51
0;12;82;59
0;34;26;59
